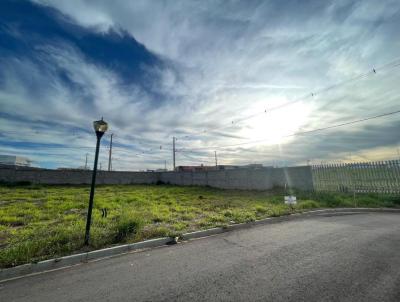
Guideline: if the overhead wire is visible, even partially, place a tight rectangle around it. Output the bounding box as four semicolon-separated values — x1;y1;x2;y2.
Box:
178;109;400;152
2;57;400;162
176;56;400;140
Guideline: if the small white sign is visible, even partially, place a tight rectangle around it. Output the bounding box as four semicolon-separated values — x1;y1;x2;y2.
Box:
284;196;297;205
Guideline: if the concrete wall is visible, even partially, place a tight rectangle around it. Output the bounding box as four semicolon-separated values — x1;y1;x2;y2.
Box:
160;166;314;190
0;165;314;190
271;166;314;190
0;166;159;185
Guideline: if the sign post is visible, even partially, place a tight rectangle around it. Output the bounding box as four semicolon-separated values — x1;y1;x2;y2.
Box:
284;195;297;210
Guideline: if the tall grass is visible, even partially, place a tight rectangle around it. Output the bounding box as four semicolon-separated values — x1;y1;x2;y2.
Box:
0;184;398;268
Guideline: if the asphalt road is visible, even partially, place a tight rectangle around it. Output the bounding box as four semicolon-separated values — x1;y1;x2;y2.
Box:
1;213;400;302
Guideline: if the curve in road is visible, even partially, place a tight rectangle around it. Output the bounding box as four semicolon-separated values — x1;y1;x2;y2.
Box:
1;212;399;302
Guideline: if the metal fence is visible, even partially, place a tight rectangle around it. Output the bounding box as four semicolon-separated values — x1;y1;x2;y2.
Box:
312;160;400;194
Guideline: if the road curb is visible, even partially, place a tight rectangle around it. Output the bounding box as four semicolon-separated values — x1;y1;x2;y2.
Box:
1;207;399;282
0;237;173;282
180;207;400;240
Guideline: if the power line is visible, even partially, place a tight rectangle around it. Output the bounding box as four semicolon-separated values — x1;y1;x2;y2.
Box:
179;109;400;152
2;57;400;159
176;56;400;140
1;103;397;158
178;151;215;164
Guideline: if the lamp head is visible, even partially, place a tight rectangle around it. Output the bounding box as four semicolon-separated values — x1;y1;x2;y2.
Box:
93;118;108;139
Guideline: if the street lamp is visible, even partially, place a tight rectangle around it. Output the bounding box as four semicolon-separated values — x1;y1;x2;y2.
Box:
84;118;108;245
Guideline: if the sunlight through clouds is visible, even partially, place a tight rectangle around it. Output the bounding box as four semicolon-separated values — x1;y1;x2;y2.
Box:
1;0;400;169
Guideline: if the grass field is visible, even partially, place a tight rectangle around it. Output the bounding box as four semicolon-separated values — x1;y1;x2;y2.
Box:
0;184;399;268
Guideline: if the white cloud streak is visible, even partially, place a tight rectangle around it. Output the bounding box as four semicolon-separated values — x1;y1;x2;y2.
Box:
2;0;400;169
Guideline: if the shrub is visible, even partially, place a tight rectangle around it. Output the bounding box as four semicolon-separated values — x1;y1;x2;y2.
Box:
140;225;170;240
255;205;268;214
114;210;144;242
296;200;319;209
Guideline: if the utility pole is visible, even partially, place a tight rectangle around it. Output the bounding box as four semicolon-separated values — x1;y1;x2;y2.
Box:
85;153;89;170
99;162;102;171
164;160;167;171
173;136;176;171
214;151;218;167
108;133;113;171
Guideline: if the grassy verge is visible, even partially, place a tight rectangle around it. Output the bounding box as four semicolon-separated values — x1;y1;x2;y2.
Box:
0;184;399;268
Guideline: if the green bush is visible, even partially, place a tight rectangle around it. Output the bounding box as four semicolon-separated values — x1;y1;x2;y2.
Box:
114;210;144;242
296;200;319;209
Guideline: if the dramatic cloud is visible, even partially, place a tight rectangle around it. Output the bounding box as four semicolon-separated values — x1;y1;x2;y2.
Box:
1;0;400;170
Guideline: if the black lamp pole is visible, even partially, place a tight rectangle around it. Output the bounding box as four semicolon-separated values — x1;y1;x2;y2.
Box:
85;126;106;245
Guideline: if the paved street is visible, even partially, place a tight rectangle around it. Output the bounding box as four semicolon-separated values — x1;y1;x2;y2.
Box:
1;213;400;302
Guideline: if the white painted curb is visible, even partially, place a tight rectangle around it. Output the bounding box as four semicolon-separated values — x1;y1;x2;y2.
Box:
1;207;399;282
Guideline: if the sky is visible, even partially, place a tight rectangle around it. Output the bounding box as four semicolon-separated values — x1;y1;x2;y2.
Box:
0;0;400;170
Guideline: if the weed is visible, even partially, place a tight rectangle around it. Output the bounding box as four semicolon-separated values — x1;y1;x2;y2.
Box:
114;210;144;242
0;184;397;268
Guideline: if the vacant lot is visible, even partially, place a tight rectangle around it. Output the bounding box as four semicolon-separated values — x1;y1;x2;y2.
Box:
0;184;399;268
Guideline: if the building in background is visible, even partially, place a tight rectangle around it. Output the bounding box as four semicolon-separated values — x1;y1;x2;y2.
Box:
175;165;216;172
57;167;87;171
0;155;32;167
175;164;265;172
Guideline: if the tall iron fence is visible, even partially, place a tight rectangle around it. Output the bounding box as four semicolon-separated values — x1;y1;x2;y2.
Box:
312;160;400;194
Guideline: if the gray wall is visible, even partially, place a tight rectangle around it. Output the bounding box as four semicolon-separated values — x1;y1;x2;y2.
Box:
0;165;314;190
271;166;314;190
0;166;159;185
160;166;314;190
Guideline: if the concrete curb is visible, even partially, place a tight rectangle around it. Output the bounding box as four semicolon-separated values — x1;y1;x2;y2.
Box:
181;207;400;240
1;207;399;282
0;237;173;282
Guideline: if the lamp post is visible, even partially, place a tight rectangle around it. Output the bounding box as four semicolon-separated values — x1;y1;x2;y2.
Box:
84;118;108;245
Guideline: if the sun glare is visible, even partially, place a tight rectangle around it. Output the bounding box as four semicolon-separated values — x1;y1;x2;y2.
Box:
237;101;313;146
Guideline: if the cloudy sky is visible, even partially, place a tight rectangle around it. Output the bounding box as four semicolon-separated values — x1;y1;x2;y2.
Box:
1;0;400;170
